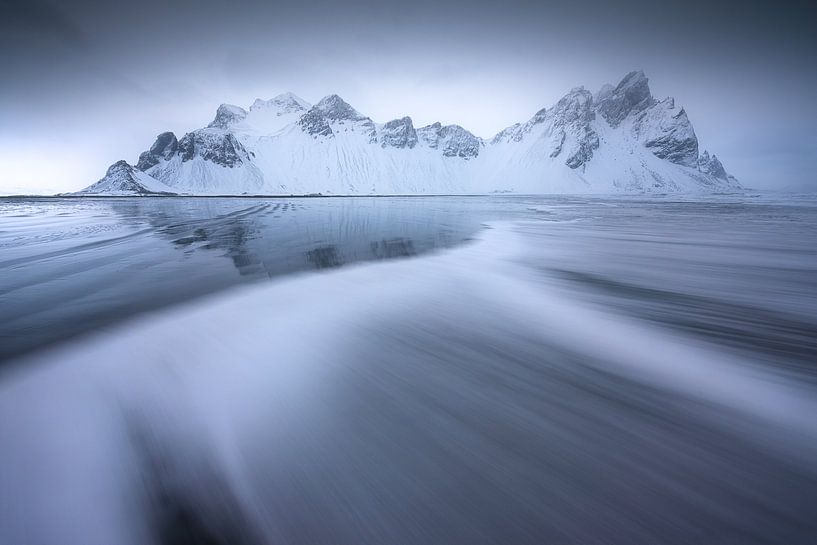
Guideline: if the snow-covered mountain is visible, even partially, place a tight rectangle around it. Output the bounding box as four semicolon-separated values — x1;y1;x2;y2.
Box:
79;160;177;195
78;71;740;195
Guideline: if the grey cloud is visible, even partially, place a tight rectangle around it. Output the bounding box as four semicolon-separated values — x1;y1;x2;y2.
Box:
0;0;86;48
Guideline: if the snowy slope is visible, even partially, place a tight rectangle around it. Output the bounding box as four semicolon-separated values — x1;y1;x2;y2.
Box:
80;72;740;195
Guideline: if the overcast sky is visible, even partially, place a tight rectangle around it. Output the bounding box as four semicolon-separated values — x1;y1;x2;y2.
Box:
1;0;815;193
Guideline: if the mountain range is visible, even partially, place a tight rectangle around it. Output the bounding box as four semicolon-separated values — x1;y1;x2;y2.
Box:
78;71;739;195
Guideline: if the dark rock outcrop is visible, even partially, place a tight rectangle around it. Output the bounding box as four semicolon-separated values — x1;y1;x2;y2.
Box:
417;123;481;159
698;150;728;180
549;87;599;169
596;70;655;128
636;100;699;167
136;132;179;171
178;131;251;168
380;117;418;149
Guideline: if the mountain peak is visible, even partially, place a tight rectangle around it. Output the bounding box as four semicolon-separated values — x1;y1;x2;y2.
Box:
80;160;176;195
208;104;248;129
614;70;652;102
314;94;364;120
298;94;371;137
381;116;417;149
273;92;308;106
251;93;310;113
106;160;131;174
596;70;655;127
554;87;593;112
317;93;345;106
619;70;648;87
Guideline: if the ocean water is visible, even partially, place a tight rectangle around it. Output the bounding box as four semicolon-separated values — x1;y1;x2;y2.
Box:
1;193;817;544
0;196;522;361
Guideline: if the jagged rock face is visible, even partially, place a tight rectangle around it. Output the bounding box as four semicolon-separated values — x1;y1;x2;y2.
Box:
136;132;179;171
298;107;333;137
439;126;481;159
592;73;701;169
596;70;655;128
698;150;728;180
298;95;376;141
548;88;599;169
551;88;594;126
208;104;248;129
564;130;599;169
417;123;481;158
178;130;251;167
635;99;699;167
380;117;418;149
314;94;366;122
417;122;442;147
492;88;598;169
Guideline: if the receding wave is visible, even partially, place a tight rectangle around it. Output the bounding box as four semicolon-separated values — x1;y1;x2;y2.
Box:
2;210;816;544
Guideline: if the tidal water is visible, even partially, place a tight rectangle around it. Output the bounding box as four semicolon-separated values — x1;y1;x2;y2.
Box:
0;196;519;361
1;193;817;544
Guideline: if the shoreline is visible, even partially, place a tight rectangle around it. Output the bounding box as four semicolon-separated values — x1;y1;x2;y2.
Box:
1;191;756;199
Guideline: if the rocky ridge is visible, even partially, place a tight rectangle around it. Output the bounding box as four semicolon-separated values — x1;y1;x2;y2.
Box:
79;71;739;195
